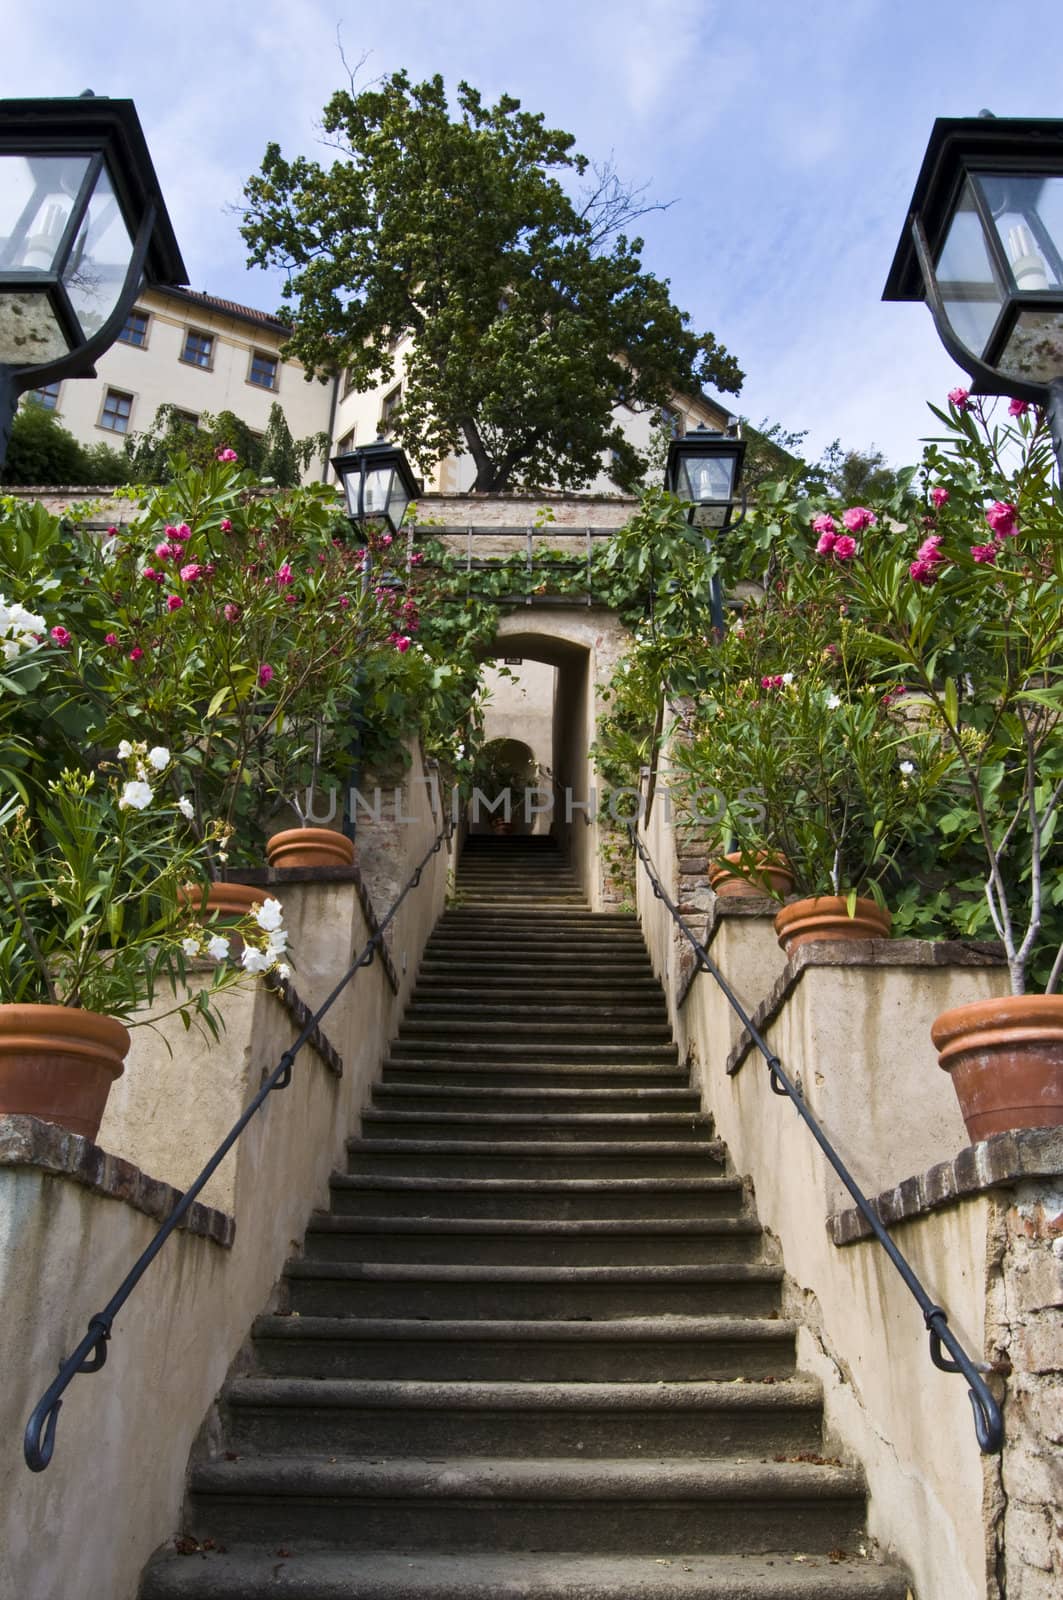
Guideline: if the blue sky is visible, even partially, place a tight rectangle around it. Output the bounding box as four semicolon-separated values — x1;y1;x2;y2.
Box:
6;0;1063;469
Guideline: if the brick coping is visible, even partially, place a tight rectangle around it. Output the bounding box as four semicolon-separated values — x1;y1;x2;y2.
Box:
0;1115;235;1247
829;1126;1063;1246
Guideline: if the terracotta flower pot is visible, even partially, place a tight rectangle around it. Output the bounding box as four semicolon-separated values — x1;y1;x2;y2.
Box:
0;1004;129;1141
709;852;795;900
774;894;892;956
266;827;356;870
178;882;266;919
931;994;1063;1142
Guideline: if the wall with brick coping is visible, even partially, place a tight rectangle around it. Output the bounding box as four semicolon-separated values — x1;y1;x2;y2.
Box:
0;762;449;1600
635;744;1060;1600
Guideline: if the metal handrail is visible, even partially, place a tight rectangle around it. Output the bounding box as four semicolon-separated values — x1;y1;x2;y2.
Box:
629;823;1005;1455
24;821;453;1473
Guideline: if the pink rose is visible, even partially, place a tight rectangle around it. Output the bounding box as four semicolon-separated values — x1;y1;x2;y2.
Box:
104;632;119;647
219;519;233;533
930;486;949;508
257;664;274;687
985;501;1018;539
1007;398;1029;418
842;507;876;533
815;531;837;555
216;448;238;463
167;595;183;612
948;387;970;411
970;543;998;565
129;646;144;662
50;625;71;647
833;535;857;561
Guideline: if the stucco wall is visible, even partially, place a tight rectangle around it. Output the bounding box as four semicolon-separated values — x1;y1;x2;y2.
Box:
0;750;448;1600
635;747;1019;1600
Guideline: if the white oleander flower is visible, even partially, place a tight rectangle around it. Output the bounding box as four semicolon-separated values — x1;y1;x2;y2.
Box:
277;963;291;980
899;760;916;776
146;746;170;771
254;897;284;932
241;947;270;974
266;928;288;955
781;672;794;685
826;692;842;709
207;934;230;961
118;780;153;810
177;796;195;820
181;936;201;958
117;739;134;759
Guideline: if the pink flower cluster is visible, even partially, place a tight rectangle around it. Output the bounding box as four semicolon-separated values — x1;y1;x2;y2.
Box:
389;633;412;653
841;507;875;533
50;625;71;648
930;486;949;509
984;501;1018;539
760;674;784;691
216;448;238;463
258;664;274;687
1007;398;1029;418
910;533;947;586
948;387;970;411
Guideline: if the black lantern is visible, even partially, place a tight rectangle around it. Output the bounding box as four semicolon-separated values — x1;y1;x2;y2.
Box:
884;115;1063;463
664;424;747;638
664;424;747;530
331;438;420;539
0;93;185;461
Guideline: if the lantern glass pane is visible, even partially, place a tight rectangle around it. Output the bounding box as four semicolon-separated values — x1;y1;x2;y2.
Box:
0;288;70;363
976;174;1063;292
996;307;1063;386
62;162;134;339
0;154;91;274
363;464;394;518
683;453;736;503
936;180;1004;358
388;477;411;530
339;464;362;519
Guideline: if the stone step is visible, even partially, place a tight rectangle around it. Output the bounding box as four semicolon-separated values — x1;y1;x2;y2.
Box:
326;1173;745;1220
380;1061;691;1089
221;1376;824;1458
402;1001;670;1024
369;1086;700;1115
140;1547;911;1600
249;1314;798;1382
301;1215;764;1267
385;1041;680;1064
345;1138;728;1179
283;1261;783;1319
186;1456;868;1554
395;1020;674;1044
441;913;639;928
425;936;648;954
412;980;665;1000
359;1111;710;1143
416;959;656;978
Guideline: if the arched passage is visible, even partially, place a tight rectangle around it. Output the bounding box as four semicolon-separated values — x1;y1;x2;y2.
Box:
474;606;631;908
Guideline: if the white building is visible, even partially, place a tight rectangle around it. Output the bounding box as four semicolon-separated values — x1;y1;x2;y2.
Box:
26;286;730;488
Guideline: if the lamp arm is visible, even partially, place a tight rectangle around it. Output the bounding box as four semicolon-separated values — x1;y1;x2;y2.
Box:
910;214;1047;407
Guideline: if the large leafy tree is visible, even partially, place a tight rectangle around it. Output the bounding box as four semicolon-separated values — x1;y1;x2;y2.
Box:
241;72;743;493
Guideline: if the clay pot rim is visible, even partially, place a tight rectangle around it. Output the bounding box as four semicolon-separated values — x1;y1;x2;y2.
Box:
708;851;794;889
0;1003;130;1063
774;893;891;928
931;992;1063;1055
267;827;354;850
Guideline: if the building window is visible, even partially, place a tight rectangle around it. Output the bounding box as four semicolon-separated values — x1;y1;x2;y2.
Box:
379;385;401;438
119;309;150;348
342;367;357;398
248;350;278;390
658;404;683;439
181;329;214;369
100;389;133;434
31;382;61;410
172;409;199;429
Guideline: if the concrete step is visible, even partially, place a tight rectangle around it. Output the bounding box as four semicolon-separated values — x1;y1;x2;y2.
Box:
283;1261;784;1319
300;1215;765;1267
326;1174;744;1220
416;959;656;979
359;1111;711;1143
395;1020;675;1045
411;980;665;1001
249;1314;798;1382
380;1061;691;1089
345;1138;728;1179
140;1548;911;1600
185;1456;868;1554
221;1376;824;1458
369;1086;700;1115
401;1001;670;1024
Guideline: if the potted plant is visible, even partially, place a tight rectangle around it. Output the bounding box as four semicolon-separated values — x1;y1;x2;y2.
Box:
672;594;948;954
0;735;290;1141
837;393;1063;1138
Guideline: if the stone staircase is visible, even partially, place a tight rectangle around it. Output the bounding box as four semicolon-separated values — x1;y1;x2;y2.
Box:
140;837;909;1599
